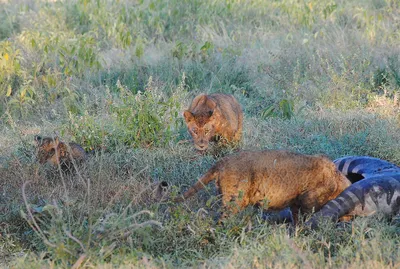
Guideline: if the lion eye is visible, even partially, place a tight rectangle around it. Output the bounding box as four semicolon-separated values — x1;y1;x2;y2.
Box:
204;128;210;135
192;128;198;135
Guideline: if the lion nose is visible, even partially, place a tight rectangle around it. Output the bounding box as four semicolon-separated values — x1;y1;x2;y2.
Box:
197;142;208;150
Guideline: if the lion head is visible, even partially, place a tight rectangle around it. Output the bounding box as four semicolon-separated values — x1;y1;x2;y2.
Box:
34;135;60;164
183;97;219;151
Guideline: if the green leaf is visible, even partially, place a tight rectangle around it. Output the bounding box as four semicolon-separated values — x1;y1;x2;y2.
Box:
261;105;275;119
6;85;12;97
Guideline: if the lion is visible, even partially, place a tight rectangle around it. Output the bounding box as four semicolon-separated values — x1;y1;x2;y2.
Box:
175;149;351;223
34;135;87;171
183;93;243;151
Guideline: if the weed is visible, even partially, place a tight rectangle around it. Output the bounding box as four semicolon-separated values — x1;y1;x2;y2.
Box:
261;98;296;120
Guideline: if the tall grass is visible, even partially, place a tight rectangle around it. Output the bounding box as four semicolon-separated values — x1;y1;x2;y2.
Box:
1;0;400;268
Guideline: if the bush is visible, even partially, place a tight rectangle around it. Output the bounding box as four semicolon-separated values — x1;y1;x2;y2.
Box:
63;76;185;151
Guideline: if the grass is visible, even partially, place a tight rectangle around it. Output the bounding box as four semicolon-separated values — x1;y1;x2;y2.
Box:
1;0;400;267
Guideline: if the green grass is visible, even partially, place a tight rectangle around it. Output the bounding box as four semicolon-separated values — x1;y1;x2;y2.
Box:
1;0;400;267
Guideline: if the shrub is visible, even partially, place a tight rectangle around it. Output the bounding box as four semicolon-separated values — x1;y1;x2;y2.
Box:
63;76;185;151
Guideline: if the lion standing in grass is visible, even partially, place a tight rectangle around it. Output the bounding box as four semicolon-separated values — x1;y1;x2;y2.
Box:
183;93;243;151
175;149;351;223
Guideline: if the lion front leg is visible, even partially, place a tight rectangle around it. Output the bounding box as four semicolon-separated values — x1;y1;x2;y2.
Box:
217;194;247;224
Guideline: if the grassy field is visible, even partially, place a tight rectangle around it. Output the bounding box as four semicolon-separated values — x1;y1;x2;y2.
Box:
1;0;400;267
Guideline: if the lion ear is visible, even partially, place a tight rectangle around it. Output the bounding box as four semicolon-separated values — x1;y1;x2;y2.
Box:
191;94;207;107
155;181;169;201
183;110;194;123
198;95;207;104
34;135;42;145
206;98;217;111
54;136;60;146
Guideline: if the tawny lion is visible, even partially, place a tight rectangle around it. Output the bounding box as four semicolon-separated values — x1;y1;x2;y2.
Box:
266;155;400;224
34;135;87;170
175;150;351;223
183;93;243;151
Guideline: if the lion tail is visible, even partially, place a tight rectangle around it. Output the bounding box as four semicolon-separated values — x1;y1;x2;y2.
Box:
174;165;219;203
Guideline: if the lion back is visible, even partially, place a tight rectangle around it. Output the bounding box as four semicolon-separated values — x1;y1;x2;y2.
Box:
68;142;87;162
209;93;243;139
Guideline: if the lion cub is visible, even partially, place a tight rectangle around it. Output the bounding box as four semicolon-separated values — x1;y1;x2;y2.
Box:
34;135;87;170
175;150;351;223
183;93;243;151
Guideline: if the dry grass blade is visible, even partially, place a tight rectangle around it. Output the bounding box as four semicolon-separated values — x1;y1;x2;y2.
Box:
21;180;56;249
